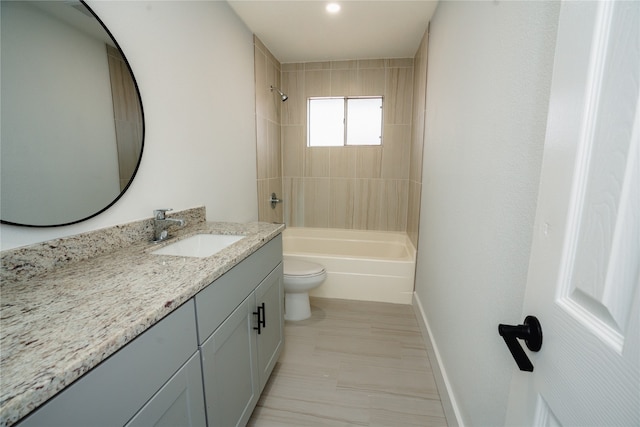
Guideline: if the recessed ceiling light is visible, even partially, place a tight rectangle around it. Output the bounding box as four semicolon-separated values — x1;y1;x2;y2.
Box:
326;3;341;14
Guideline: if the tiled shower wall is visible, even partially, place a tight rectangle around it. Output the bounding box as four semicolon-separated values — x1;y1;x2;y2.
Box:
254;32;428;248
281;59;414;231
408;29;429;248
254;36;283;223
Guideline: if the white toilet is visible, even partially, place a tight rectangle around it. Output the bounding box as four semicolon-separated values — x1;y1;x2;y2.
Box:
283;259;327;321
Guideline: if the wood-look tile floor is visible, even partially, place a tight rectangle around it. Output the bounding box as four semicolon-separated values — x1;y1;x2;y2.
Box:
248;297;448;427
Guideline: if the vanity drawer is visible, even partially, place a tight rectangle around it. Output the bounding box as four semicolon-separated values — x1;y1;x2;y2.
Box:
195;234;282;344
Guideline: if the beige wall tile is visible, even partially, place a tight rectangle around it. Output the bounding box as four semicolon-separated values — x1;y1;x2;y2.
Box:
253;35;266;55
409;109;425;183
354;179;382;230
329;178;356;229
267;62;281;123
379;180;409;231
305;69;331;98
358;59;385;69
358;68;385;96
331;69;358;96
330;147;357;178
413;55;427;114
382;125;411;180
305;147;330;177
407;180;422;248
283;177;304;227
266;50;281;74
385;67;413;124
268;121;282;178
303;178;330;227
305;61;331;71
257;179;269;222
283;125;305;177
256;117;268;180
388;58;414;68
282;70;305;125
356;147;382;179
254;46;267;119
331;60;357;70
282;63;304;72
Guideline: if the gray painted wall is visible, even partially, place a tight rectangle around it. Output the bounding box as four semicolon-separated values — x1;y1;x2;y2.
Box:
414;1;561;425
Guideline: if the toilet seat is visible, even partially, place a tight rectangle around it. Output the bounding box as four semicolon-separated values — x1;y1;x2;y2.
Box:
283;259;326;278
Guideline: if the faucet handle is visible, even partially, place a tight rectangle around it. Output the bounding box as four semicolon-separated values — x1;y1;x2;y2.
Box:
154;209;172;220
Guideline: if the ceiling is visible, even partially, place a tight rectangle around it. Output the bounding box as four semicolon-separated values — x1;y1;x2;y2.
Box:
227;1;438;64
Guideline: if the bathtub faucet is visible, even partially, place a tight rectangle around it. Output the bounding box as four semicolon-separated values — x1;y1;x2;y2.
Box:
153;209;185;242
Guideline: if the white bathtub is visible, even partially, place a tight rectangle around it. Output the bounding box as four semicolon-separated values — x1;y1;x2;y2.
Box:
282;227;416;304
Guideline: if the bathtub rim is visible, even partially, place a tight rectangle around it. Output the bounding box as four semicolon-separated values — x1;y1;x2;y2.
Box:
282;227;416;262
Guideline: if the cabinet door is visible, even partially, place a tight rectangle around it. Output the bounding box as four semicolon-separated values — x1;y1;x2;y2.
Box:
200;296;258;427
125;352;206;427
18;301;198;427
255;263;284;392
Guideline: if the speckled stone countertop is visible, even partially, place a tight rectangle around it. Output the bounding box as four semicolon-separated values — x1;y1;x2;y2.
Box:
0;212;284;427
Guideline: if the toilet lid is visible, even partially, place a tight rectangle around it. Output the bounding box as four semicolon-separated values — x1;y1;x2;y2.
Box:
284;259;326;277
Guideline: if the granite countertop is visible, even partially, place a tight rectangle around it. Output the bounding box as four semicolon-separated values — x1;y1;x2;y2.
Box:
0;220;284;427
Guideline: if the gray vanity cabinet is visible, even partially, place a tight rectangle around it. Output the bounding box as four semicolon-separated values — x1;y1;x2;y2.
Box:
195;235;283;427
18;301;204;427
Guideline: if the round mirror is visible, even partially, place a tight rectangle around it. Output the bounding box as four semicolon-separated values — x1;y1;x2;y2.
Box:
0;0;144;227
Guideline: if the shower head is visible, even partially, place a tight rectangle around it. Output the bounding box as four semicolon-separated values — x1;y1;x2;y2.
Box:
270;85;288;102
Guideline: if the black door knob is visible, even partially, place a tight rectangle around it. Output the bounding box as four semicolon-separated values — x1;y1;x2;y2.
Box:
498;316;543;372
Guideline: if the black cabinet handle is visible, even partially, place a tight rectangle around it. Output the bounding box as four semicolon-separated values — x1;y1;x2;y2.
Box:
260;303;266;328
253;303;266;334
498;315;542;372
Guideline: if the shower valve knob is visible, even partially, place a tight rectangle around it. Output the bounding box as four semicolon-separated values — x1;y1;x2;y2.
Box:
270;193;282;209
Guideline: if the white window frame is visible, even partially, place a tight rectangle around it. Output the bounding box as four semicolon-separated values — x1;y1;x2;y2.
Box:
307;96;383;147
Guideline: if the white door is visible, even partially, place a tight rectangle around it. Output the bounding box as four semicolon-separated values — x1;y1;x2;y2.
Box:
505;1;639;425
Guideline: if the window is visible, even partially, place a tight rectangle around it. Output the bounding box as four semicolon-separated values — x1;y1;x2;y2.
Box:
307;97;383;147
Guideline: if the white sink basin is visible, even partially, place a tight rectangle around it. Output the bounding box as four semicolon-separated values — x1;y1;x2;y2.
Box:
151;234;244;258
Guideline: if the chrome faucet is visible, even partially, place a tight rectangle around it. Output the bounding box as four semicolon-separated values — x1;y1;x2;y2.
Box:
153;209;185;242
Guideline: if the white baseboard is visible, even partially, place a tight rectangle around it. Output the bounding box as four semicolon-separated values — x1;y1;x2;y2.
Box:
412;292;464;427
